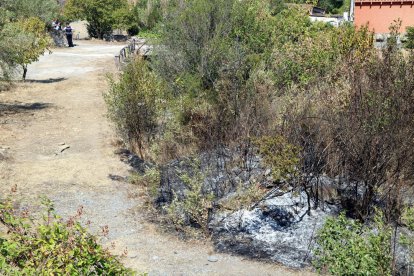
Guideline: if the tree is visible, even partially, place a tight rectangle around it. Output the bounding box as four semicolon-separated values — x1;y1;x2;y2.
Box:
6;18;51;80
0;0;56;82
64;0;129;39
0;0;59;22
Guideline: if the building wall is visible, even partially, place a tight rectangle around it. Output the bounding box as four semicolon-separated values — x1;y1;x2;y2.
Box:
354;3;414;33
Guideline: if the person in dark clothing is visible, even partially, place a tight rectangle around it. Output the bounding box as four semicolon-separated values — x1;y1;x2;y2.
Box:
64;24;74;47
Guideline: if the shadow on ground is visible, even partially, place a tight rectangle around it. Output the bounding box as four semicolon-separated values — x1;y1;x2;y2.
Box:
0;102;53;116
25;78;66;84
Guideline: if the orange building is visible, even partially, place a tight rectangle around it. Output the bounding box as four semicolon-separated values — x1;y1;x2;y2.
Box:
354;0;414;33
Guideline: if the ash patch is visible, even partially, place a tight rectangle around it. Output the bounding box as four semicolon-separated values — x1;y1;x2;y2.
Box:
210;190;338;268
157;148;272;206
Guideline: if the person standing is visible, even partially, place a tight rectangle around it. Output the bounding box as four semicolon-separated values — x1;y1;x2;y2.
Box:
64;23;74;47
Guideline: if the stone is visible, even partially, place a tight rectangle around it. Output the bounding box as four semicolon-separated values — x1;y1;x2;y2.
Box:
207;256;219;262
375;34;385;42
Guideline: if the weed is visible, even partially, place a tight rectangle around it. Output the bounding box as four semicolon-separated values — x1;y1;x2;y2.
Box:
166;166;214;236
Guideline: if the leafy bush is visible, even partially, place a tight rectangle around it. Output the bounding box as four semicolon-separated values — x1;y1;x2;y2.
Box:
255;135;300;182
401;207;414;268
166;167;214;235
0;198;132;275
107;0;414;239
314;213;392;275
218;183;267;211
129;167;161;199
105;57;163;159
405;26;414;49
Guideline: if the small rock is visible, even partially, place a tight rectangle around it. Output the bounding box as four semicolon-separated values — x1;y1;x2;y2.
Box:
152;255;159;261
208;256;219;262
129;254;138;259
265;169;271;176
58;142;66;146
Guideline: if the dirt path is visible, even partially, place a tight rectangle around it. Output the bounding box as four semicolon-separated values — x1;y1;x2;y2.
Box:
0;41;312;275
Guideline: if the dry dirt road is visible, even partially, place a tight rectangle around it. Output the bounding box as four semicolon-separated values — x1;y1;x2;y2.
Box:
0;41;313;275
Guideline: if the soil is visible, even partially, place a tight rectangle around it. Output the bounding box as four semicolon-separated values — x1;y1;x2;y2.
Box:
0;41;314;275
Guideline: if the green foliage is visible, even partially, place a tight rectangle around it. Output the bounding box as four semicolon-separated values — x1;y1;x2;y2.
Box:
401;207;414;267
255;135;300;182
108;0;414;236
136;30;161;39
405;26;414;49
167;165;214;234
150;0;283;152
129;168;161;198
1;17;51;80
63;0;129;39
0;0;59;22
105;57;163;158
0;198;133;275
317;0;344;14
402;207;414;232
219;183;267;211
132;0;163;33
314;213;392;275
0;0;54;82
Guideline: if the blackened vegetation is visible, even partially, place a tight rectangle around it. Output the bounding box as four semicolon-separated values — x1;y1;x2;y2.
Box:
106;0;414;271
285;44;414;222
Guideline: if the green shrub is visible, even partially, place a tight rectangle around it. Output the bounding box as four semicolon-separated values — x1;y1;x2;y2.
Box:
401;207;414;268
166;166;214;235
129;168;161;198
0;198;133;275
219;183;267;211
255;135;300;182
314;213;392;275
405;26;414;49
105;57;163;159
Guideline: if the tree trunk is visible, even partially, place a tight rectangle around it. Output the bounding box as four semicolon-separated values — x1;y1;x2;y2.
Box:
22;65;28;81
